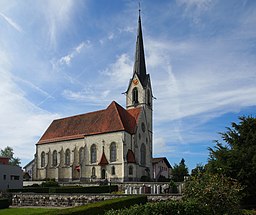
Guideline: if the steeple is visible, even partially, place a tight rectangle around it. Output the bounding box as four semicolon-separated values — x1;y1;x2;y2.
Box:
133;12;147;87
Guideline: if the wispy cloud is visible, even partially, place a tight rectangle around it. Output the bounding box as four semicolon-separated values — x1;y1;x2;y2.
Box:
0;51;59;160
0;12;23;32
59;41;90;66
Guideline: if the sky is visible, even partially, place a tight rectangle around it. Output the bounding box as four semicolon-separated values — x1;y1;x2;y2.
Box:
0;0;255;172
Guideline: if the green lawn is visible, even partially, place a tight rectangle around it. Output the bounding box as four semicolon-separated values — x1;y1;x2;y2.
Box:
0;207;59;215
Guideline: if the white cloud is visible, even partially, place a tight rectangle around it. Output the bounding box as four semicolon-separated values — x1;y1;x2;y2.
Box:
59;41;90;66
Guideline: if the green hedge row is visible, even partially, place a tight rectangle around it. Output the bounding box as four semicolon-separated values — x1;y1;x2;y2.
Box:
105;199;209;215
0;198;10;209
44;195;147;215
8;185;118;194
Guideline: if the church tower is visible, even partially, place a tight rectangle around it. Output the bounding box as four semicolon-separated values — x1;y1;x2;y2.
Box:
126;13;153;134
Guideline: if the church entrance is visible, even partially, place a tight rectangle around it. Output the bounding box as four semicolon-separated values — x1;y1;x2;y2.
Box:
101;168;106;179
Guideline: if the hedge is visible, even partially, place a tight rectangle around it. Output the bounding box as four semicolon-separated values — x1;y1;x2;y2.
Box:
44;195;147;215
8;185;118;194
0;198;10;209
49;185;118;194
105;199;209;215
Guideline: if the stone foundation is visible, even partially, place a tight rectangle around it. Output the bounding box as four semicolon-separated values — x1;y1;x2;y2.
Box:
11;193;182;207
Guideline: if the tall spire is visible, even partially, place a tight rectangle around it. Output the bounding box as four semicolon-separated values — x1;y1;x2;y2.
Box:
133;11;147;86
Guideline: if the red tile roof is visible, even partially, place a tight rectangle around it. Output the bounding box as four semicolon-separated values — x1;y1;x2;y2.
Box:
98;151;109;166
38;101;141;144
152;157;172;168
127;149;136;163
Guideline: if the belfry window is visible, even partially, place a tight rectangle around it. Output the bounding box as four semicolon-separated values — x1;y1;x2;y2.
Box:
132;87;138;104
91;144;97;163
52;150;57;167
65;149;70;165
41;152;45;167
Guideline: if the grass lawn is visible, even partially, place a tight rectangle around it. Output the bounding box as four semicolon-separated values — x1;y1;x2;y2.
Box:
0;207;59;215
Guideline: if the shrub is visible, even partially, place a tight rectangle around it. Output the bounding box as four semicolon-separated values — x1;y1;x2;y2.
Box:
44;195;147;215
184;172;243;215
105;199;208;215
9;185;118;194
0;198;10;209
49;185;118;194
41;179;59;187
8;187;50;193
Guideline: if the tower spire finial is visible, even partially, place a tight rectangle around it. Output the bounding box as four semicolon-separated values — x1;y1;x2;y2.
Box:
133;3;147;87
138;1;141;17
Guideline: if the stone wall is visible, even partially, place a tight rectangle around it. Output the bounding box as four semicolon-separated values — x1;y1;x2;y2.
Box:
11;193;182;207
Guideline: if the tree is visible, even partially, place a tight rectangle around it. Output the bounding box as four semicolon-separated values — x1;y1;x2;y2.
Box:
191;163;206;177
206;116;256;205
172;158;189;182
184;172;243;215
0;146;21;166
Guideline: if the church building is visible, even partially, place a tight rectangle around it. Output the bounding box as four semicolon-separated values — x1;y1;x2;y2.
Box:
34;14;153;182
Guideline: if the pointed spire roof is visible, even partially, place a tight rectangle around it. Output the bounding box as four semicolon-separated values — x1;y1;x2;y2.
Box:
133;12;148;87
98;150;109;166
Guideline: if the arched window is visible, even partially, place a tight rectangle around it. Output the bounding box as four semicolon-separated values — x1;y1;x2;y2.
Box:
65;149;70;165
92;167;96;178
110;142;116;162
140;143;146;166
132;87;138;104
147;89;151;106
111;166;115;175
52;150;57;167
79;147;84;164
129;165;133;175
41;152;45;167
91;144;97;163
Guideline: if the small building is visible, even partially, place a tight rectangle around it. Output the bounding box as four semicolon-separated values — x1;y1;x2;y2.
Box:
152;157;172;181
0;157;23;191
23;159;34;181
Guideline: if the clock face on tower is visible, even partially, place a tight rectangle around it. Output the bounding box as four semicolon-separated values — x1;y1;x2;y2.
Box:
133;79;138;85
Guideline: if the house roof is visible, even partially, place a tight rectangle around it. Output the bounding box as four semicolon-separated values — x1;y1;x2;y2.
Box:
152;157;172;168
38;101;141;144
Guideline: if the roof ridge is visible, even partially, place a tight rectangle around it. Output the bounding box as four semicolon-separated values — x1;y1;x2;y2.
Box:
109;101;126;130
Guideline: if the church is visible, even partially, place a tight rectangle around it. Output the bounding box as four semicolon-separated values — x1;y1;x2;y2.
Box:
34;14;153;182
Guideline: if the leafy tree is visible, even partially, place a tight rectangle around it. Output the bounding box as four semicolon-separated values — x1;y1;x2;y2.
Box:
191;163;206;177
206;116;256;205
172;158;189;182
184;172;243;215
0;146;21;166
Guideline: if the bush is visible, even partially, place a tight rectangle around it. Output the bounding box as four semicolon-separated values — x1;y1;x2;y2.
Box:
49;185;118;194
0;198;10;209
8;187;50;193
105;199;208;215
41;179;59;187
184;172;243;215
8;185;118;194
44;195;147;215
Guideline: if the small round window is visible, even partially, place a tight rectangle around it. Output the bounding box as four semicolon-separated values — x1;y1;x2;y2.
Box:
141;122;145;132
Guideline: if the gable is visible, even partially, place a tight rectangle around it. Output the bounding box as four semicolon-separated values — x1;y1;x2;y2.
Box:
38;101;141;144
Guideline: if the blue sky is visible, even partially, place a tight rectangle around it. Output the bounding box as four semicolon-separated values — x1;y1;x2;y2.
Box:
0;0;255;171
